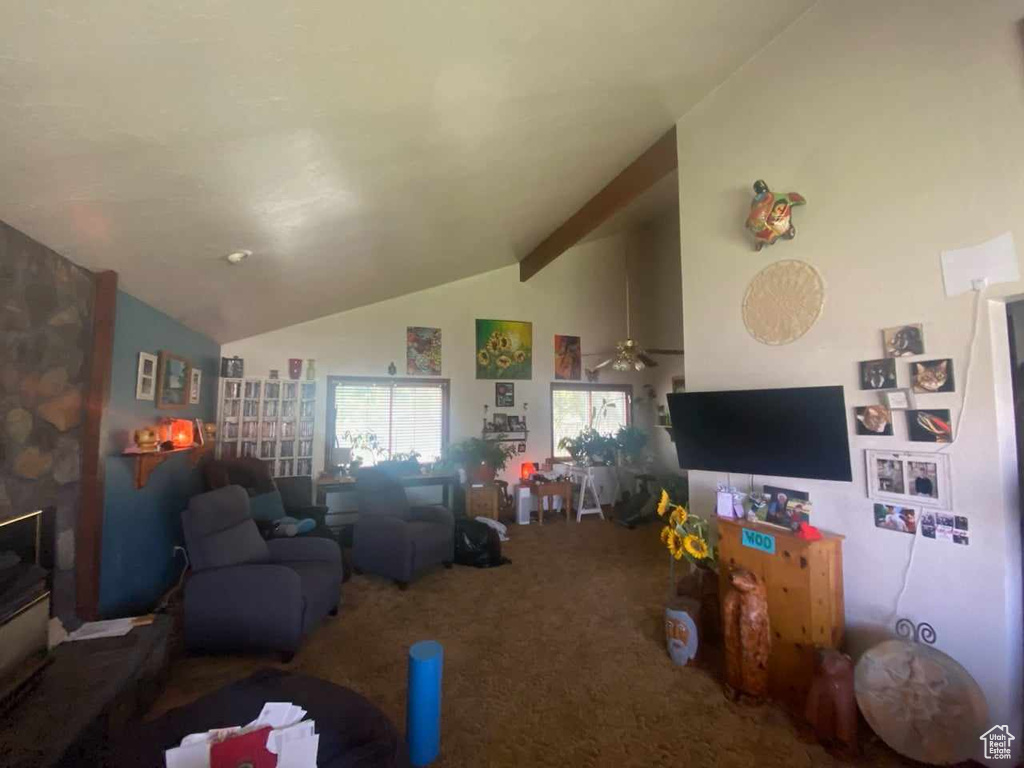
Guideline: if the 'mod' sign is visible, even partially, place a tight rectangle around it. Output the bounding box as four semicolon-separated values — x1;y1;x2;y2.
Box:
741;528;776;554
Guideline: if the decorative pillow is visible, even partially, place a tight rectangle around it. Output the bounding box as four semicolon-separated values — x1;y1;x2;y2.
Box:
248;490;286;522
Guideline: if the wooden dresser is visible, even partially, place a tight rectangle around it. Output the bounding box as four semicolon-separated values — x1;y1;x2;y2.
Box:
717;519;845;710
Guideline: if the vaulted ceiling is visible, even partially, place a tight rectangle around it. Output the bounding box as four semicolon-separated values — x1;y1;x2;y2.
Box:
0;1;813;342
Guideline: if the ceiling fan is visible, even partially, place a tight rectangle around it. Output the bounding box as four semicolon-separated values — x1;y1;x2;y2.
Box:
584;251;684;375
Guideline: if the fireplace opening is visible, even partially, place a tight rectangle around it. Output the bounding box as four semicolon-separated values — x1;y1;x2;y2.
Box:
0;509;53;708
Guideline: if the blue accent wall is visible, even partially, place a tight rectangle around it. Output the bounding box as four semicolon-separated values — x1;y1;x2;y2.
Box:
99;291;219;618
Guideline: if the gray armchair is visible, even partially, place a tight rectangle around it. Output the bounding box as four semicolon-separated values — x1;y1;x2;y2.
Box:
353;469;455;589
182;485;342;659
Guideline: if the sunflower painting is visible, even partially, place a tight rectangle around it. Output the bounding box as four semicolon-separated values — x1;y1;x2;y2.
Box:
475;319;532;380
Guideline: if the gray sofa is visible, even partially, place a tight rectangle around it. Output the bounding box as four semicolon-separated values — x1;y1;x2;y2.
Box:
182;485;342;659
352;468;455;588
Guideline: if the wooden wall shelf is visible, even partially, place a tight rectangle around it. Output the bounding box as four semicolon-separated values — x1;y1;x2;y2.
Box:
123;444;211;489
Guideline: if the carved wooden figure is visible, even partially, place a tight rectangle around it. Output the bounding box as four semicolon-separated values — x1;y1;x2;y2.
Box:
722;567;770;699
805;649;858;754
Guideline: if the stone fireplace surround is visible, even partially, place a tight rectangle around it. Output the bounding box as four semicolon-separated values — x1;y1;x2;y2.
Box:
1;221;95;625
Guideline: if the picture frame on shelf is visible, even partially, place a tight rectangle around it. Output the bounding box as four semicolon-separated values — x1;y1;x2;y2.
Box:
492;413;509;432
507;415;523;431
136;352;157;401
865;449;951;510
157;351;192;409
189;368;202;405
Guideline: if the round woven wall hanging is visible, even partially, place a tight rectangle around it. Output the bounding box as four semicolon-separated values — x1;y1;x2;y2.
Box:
742;259;824;345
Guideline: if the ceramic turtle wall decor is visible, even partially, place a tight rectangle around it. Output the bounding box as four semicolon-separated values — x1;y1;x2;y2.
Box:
745;179;806;251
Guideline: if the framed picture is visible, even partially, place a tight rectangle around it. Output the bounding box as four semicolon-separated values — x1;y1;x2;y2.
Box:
859;358;897;390
554;335;581;380
883;388;916;411
907;409;953;443
855;405;893;436
189;368;202;405
882;324;925;358
407;327;442;375
476;319;532;380
491;413;509;432
866;449;951;510
507;415;523;431
920;511;969;545
517;442;526;453
911;359;955;394
495;382;514;407
873;503;917;535
157;351;192;409
136;352;157;401
221;356;244;378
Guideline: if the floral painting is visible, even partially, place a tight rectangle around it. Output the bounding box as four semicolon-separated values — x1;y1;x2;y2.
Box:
407;327;442;375
475;319;532;380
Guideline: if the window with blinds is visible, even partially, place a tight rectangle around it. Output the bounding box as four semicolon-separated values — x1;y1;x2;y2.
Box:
551;385;631;456
328;377;449;464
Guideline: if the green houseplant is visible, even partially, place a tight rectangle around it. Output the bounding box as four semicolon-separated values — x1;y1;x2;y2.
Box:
446;437;517;483
615;425;649;466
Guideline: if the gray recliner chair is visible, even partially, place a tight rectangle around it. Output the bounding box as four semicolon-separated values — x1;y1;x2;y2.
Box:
182;485;342;659
352;468;455;589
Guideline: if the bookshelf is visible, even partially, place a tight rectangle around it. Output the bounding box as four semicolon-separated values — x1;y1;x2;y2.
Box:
217;377;317;478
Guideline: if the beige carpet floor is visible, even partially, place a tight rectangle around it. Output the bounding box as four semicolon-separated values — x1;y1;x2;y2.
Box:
155;519;914;767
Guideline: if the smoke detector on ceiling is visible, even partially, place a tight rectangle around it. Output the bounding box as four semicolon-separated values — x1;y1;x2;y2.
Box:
225;249;252;265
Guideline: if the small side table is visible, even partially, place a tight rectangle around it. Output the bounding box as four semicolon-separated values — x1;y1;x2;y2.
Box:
466;484;499;520
566;466;605;521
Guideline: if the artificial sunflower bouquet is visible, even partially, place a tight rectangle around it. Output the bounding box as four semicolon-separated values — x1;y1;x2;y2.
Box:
657;488;717;571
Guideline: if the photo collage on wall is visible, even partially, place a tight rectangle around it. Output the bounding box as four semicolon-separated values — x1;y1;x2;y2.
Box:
855;323;966;545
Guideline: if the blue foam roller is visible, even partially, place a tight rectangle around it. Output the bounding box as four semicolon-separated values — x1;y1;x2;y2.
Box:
406;640;443;766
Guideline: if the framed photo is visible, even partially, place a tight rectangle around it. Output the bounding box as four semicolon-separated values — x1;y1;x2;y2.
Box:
491;413;509;432
859;358;897;390
157;351;192;409
495;382;514;407
507;415;523;431
517;442;526;453
189;368;202;405
866;449;951;510
882;324;925;358
136;352;157;401
221;356;244;378
873;503;917;535
855;405;893;436
883;388;915;411
907;409;953;443
911;359;955;394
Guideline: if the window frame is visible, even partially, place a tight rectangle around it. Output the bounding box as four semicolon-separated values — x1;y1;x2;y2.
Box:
325;375;451;464
549;382;633;459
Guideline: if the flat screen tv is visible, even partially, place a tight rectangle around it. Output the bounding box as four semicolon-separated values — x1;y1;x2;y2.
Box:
667;386;852;482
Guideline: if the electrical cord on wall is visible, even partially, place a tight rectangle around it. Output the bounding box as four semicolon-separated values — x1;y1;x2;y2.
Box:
892;283;986;621
155;546;190;613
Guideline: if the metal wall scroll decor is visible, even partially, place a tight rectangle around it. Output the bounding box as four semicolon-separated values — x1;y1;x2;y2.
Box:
895;617;936;645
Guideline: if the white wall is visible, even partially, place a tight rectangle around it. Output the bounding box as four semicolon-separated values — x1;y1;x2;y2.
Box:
672;0;1024;751
224;232;653;488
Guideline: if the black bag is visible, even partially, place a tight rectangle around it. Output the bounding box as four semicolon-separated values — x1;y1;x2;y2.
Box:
454;519;510;568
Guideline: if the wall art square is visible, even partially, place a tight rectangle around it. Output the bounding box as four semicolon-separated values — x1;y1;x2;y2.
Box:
136;351;157;400
859;358;897;390
907;409;952;443
866;449;951;510
189;368;202;405
883;388;915;411
882;324;925;358
157;351;192;409
911;358;955;394
921;512;966;544
221;356;244;378
855;405;893;435
407;327;442;375
873;503;917;535
476;320;532;380
554;334;581;380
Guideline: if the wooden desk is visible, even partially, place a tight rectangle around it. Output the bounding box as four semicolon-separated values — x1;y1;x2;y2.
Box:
717;518;844;710
315;471;458;509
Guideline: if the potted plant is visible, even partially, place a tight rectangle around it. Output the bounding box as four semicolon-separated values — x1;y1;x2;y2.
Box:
615;425;649;466
557;428;618;467
446;437;516;483
657;485;719;666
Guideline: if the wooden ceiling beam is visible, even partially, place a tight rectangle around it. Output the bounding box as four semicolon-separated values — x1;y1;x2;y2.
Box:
519;125;677;282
